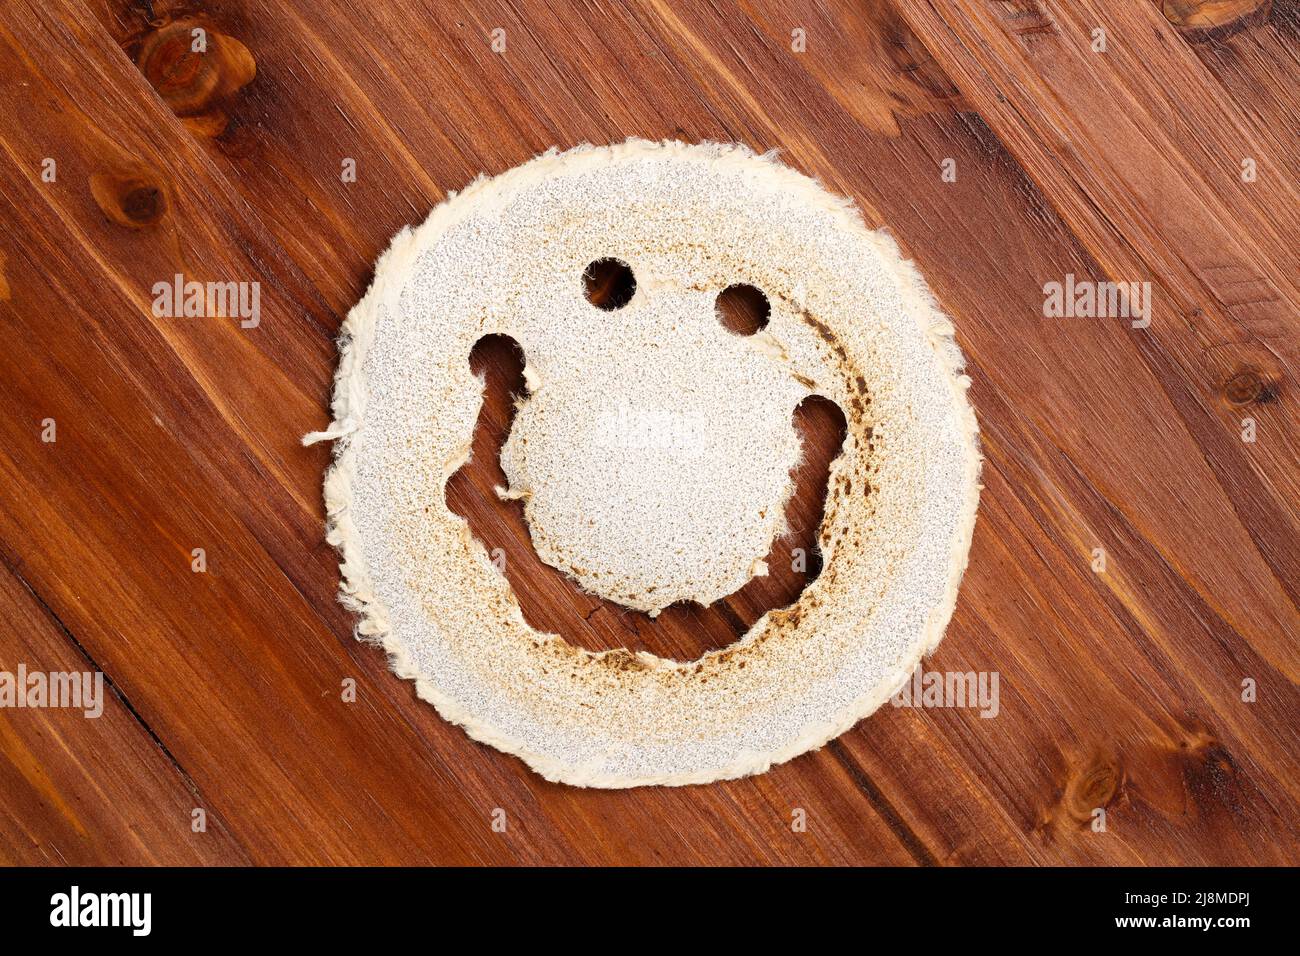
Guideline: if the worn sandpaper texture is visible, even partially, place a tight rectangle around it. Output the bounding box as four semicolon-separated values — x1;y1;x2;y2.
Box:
306;139;982;788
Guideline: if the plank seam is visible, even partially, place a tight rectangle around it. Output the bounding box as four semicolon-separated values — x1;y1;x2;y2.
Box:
825;740;940;866
0;548;238;843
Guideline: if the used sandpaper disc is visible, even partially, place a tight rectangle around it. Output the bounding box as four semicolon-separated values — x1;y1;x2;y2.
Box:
307;140;981;787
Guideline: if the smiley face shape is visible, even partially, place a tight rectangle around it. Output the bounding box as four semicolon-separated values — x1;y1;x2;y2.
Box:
313;140;981;787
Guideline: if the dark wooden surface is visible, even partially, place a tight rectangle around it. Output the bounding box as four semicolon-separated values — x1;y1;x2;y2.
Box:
0;0;1296;865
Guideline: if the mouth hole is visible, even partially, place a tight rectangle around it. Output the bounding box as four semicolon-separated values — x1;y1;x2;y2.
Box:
716;284;770;335
445;335;848;662
582;258;636;310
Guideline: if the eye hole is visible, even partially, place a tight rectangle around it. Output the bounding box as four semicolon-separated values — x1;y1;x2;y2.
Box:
716;284;770;335
583;258;636;310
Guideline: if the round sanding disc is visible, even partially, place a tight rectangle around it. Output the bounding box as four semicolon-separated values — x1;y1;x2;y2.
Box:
308;139;981;788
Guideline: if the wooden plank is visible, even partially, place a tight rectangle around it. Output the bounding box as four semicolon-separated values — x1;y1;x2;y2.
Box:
0;0;1293;864
868;0;1300;863
0;3;504;865
892;2;1300;635
0;558;248;864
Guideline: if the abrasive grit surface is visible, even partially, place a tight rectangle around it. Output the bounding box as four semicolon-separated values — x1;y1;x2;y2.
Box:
306;139;982;787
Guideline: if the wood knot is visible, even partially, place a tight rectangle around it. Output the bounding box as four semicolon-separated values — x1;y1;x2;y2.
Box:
1062;751;1123;823
135;19;255;136
1162;1;1273;41
1223;368;1278;405
995;1;1060;42
89;169;168;229
1177;734;1243;817
878;6;961;101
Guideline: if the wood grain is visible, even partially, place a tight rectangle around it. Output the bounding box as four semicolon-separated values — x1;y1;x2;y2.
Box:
0;0;1295;865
